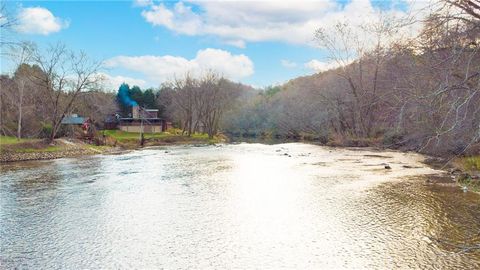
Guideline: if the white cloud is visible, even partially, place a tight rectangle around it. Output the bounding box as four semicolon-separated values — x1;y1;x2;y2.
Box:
104;48;254;85
142;4;174;28
15;7;68;35
139;0;429;47
305;59;343;73
281;59;297;68
141;2;202;35
223;39;246;48
133;0;153;7
99;73;148;90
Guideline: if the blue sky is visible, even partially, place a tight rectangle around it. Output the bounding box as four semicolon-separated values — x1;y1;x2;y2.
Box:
1;0;418;89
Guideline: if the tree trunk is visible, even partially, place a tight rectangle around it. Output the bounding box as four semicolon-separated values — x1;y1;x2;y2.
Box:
48;120;59;143
16;80;24;140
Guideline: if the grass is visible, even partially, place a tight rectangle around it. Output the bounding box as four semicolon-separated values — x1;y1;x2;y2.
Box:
103;130;170;140
460;156;480;172
1;135;44;153
1;130;220;156
0;136;38;146
101;129;224;149
454;155;480;193
1;135;67;154
103;129;210;142
457;174;480;192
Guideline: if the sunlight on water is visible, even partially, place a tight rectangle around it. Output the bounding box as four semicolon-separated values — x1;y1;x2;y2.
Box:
1;143;479;268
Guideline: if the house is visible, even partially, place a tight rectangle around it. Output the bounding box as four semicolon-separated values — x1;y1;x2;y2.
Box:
104;114;120;130
115;106;170;133
61;114;93;138
61;114;86;125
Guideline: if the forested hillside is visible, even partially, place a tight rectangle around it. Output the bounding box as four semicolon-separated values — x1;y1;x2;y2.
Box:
222;1;480;156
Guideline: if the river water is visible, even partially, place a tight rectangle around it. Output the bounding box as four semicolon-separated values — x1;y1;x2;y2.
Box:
1;143;479;269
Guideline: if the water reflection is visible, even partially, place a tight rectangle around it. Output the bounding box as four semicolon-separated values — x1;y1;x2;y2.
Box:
1;143;479;268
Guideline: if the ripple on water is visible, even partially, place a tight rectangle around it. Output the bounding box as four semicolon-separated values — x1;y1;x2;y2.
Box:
0;143;479;268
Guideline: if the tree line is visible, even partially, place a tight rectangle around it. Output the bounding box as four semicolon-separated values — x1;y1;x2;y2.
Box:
1;43;113;142
1;0;478;156
221;1;480;156
117;73;253;139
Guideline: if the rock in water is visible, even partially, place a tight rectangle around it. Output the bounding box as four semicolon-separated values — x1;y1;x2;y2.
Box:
385;165;392;169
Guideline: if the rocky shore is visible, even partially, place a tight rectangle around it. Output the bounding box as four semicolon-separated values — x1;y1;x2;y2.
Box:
423;157;480;192
0;135;218;163
0;148;98;163
0;138;111;163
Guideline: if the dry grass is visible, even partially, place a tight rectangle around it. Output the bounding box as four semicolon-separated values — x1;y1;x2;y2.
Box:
460;156;480;172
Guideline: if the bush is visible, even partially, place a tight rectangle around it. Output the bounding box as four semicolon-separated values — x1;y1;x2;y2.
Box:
327;133;346;147
383;130;405;147
39;123;53;139
462;156;480;171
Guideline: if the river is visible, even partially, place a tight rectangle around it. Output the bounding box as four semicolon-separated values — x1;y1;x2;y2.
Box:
1;143;479;268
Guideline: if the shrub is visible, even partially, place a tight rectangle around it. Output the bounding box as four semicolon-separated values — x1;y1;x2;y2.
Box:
463;156;480;171
39;123;53;139
383;130;405;147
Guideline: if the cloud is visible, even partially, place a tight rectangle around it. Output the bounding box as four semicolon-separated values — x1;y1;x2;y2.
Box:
223;39;246;48
139;0;429;47
133;0;153;7
99;73;148;90
141;2;202;35
281;59;297;68
15;7;68;35
104;48;254;85
304;59;343;73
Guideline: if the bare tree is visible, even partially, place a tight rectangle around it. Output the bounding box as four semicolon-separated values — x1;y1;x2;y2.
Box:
73;90;117;126
314;15;405;138
32;43;103;142
4;42;35;139
444;0;480;21
171;73;196;136
167;72;243;138
415;1;480;154
200;73;239;138
0;3;17;46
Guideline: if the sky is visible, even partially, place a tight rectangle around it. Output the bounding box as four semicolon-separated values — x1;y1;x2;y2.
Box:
0;0;428;89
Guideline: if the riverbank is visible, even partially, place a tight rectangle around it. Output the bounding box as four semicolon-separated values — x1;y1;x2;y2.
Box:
102;130;224;149
1;134;478;192
0;131;225;163
0;137;115;163
419;155;480;192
